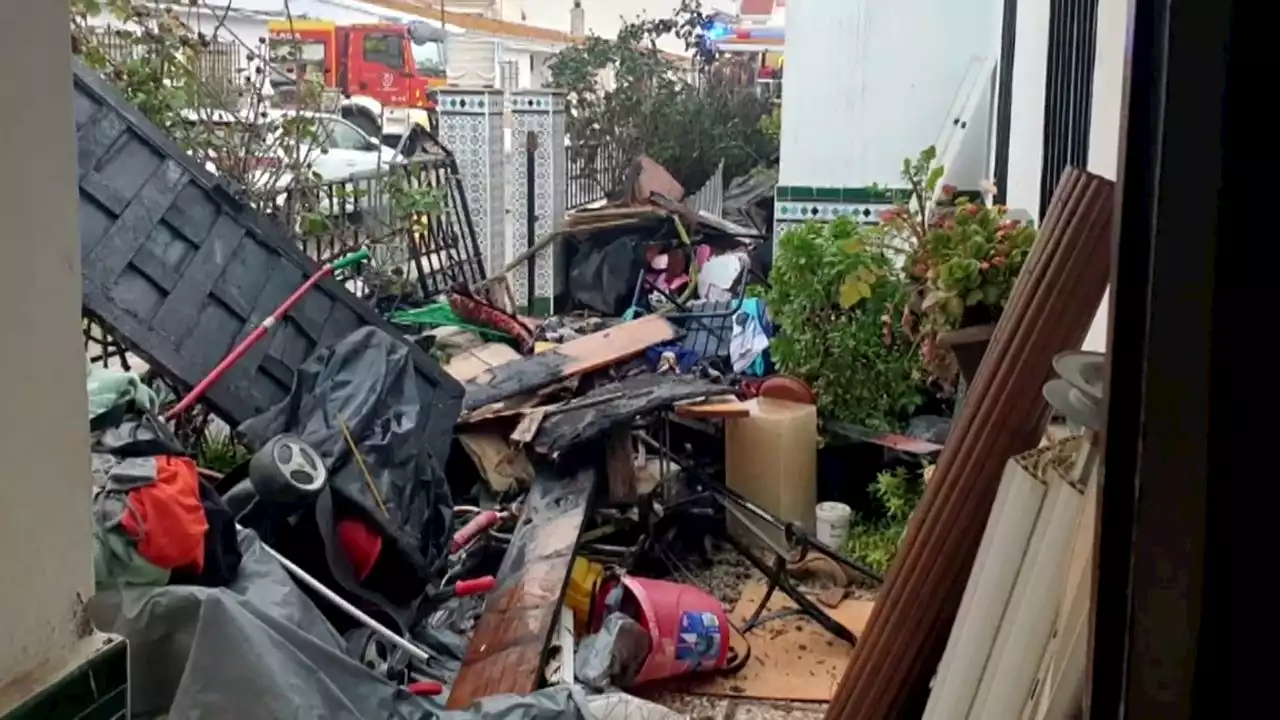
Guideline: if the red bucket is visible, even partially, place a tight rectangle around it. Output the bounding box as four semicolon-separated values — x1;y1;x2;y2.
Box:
593;574;730;684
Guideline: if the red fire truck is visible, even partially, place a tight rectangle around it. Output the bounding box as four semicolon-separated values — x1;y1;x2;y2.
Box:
267;19;447;155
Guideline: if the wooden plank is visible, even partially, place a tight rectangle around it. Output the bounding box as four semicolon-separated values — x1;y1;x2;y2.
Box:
461;315;677;412
444;342;523;382
445;467;596;709
604;426;638;504
674;397;751;419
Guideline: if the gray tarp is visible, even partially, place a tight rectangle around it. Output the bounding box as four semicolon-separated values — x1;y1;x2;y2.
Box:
90;531;591;719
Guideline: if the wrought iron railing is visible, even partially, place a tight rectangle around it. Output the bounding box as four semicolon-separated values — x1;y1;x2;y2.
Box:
86;27;242;101
565;138;628;209
280;154;487;311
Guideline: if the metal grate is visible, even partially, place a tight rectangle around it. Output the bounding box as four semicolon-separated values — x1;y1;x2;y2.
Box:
280;152;487;309
1038;0;1101;217
564;139;628;209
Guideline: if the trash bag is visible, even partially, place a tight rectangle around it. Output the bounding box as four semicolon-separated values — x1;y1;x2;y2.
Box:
567;235;648;316
240;327;453;574
238;328;453;632
574;612;653;691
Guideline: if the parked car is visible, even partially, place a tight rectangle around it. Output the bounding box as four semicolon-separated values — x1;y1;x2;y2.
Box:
180;108;406;188
180;108;410;225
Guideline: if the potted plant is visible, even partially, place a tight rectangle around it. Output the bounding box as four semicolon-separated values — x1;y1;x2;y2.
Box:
877;148;1037;389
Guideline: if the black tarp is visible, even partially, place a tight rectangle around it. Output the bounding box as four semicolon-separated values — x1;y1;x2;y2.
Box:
239;327;455;628
91;530;593;718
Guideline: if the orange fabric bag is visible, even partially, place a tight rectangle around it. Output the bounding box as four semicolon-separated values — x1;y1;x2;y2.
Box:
120;456;208;572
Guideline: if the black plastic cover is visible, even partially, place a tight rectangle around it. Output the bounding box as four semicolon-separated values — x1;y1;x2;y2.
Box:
72;60;462;461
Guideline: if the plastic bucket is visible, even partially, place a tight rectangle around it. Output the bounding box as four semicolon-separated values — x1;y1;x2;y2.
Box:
815;501;853;548
593;575;730;684
565;557;605;635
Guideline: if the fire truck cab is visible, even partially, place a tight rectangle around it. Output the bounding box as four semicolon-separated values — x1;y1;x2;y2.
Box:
267;19;448;156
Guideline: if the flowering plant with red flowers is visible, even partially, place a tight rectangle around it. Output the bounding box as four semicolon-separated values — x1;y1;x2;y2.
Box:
877;147;1037;386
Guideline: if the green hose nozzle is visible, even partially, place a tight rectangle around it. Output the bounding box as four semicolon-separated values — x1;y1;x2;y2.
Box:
330;247;371;272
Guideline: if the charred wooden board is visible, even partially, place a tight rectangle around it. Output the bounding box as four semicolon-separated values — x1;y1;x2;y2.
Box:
444;466;596;709
532;373;724;454
461;315;678;412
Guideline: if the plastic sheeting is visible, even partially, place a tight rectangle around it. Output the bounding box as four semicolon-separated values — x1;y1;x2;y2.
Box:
566;235;648;317
91;530;596;719
239;326;455;580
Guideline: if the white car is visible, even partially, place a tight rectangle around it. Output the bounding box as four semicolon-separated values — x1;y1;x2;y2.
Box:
181;109;406;190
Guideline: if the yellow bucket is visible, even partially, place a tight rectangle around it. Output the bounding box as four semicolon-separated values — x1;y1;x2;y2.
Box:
564;557;605;635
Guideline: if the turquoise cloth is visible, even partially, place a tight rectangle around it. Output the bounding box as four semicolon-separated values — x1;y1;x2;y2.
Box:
86;367;159;419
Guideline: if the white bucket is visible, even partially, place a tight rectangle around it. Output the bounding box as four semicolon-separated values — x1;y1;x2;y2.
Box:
815;501;853;548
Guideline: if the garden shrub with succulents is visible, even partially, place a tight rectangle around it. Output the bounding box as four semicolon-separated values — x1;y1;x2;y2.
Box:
881;147;1038;388
843;466;927;574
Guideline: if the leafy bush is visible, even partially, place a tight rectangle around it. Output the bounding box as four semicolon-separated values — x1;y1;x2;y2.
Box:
844;467;926;573
548;0;778;190
765;217;923;430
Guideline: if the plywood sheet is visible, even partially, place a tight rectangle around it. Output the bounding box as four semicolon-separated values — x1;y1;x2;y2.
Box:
677;580;875;703
445;467;596;708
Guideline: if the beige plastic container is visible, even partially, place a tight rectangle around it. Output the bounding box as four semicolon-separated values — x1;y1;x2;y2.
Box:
724;398;819;550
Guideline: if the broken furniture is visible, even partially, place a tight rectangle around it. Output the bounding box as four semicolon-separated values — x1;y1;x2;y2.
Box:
72;61;464;463
461;314;678;412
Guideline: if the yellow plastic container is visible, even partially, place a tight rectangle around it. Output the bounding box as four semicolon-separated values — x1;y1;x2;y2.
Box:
564;557;605;635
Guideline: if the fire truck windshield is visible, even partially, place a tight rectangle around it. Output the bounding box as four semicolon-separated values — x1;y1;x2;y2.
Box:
411;40;446;78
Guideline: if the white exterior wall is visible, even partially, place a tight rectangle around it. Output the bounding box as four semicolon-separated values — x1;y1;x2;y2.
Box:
778;0;1001;189
0;0;98;710
1080;0;1127;352
1004;0;1127;352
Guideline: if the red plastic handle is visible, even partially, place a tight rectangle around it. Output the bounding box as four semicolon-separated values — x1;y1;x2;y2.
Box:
453;575;497;597
450;510;501;553
407;680;444;696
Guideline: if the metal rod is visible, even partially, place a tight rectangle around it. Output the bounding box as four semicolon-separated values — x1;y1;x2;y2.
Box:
261;542;432;666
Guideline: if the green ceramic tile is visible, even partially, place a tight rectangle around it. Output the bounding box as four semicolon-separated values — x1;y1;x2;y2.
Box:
5;638;128;720
814;187;843;201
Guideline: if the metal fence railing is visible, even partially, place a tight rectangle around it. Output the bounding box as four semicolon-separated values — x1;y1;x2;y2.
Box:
86;26;242;101
565;139;628;209
281;154;487;311
685;160;725;218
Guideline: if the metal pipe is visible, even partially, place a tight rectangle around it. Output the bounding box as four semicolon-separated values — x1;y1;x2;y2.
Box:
260;542;432;666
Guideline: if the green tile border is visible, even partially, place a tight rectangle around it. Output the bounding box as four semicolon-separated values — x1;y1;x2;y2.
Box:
517;297;554;317
4;637;128;720
775;185;986;204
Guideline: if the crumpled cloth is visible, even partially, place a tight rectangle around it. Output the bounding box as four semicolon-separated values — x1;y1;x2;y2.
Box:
87;366;159;419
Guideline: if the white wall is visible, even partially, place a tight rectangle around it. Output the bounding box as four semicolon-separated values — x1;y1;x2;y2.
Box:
0;0;97;710
779;0;1001;189
1081;0;1126;352
1003;0;1052;215
1001;0;1126;353
521;0;732;53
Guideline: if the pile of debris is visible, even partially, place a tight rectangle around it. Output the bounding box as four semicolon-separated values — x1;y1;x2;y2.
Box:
75;63;898;718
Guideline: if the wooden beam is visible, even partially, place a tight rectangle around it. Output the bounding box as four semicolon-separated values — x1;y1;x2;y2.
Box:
462;315;678;412
445;467;596;709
